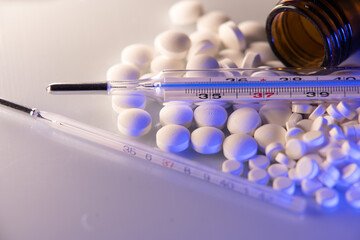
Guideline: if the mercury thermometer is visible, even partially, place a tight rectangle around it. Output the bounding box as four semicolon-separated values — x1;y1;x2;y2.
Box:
47;67;360;102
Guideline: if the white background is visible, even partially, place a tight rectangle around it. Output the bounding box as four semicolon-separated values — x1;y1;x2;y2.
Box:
1;0;360;239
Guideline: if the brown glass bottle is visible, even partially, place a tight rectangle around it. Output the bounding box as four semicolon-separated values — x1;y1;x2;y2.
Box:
266;0;360;67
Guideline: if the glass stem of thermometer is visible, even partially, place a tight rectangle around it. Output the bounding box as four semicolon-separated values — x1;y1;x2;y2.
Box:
47;67;360;102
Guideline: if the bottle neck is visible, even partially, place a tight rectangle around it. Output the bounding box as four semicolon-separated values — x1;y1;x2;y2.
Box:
266;0;353;67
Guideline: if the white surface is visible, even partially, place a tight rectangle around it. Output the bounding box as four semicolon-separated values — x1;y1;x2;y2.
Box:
1;0;360;240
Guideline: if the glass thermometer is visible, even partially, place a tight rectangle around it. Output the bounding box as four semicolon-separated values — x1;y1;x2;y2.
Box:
47;67;360;102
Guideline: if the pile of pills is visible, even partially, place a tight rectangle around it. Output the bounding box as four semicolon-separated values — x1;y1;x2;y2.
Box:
109;0;360;209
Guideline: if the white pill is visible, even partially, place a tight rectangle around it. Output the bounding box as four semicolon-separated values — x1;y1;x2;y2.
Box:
187;40;218;59
219;21;246;51
296;119;314;132
227;107;261;134
150;55;185;73
285;127;304;141
275;152;296;168
154;30;191;59
196;10;230;33
169;0;204;26
304;153;324;166
273;177;295;195
318;165;340;188
159;104;193;128
288;168;301;184
342;140;360;161
319;140;341;158
112;92;146;113
265;142;284;160
246;41;277;63
186;54;219;77
326;147;347;165
194;104;227;129
121;44;154;70
240;51;262;68
342;163;360;184
342;125;359;142
223;133;258;162
329;125;347;141
248;155;270;169
106;63;139;81
345;186;360;208
292;103;314;114
219;58;238;69
285;139;308;160
222;160;244;176
326;104;345;121
254;124;286;152
311;116;328;131
259;104;292;127
117;108;152;137
191;127;224;154
303;130;326;149
248;168;270;185
238;20;266;44
301;178;323;196
268;164;288;179
341;120;358;127
296;156;320;180
156;124;190;152
337;101;356;120
285;113;302;130
308;104;326;120
190;31;221;49
315;187;339;208
217;49;245;67
323;114;336;125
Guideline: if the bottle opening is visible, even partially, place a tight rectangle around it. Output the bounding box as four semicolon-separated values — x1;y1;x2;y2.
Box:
269;10;326;67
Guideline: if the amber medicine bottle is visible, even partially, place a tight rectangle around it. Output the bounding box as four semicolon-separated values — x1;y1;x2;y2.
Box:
266;0;360;67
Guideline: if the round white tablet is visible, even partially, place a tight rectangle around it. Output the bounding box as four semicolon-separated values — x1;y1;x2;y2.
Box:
219;21;246;51
150;55;185;73
273;177;295;195
217;49;244;67
154;30;191;59
318;165;340;188
311;116;328;131
194;104;227;129
275;152;296;168
254;124;286;152
248;155;270;169
326;104;345;121
186;54;219;70
259;103;292;127
219;58;238;69
238;20;267;43
296;119;314;132
265;142;284;160
240;51;262;69
345;186;360;208
106;63;140;81
117;108;152;137
292;103;314;114
301;178;323;196
169;0;204;26
248;168;270;185
308;104;326;120
296;156;320;180
112;92;146;113
247;41;277;63
190;31;221;49
325;147;347;165
303;130;326;148
156;124;190;153
223;133;258;162
267;163;288;179
285;127;304;142
341;163;360;184
336;101;355;120
315;187;339;208
285;139;307;160
191;127;224;154
159;104;193;128
222;160;244;176
121;44;154;70
196;10;230;33
285;113;302;130
227;107;261;134
187;40;218;59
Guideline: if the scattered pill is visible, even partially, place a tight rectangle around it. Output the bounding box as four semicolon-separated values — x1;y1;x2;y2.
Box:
238;20;267;43
191;127;224;154
308;104;326;120
265;142;284;160
219;21;246;51
156;124;190;152
248;155;270;169
311;116;328;131
323;114;336;125
247;41;277;63
259;104;292;127
248;168;269;185
329;125;347;141
268;163;288;179
275;152;296;168
315;187;339;208
190;31;221;49
222;160;244;176
106;63;139;81
285;127;304;142
187;40;218;59
326;104;345;121
240;51;262;69
273;177;295;195
301;178;323;196
194;104;227;129
296;119;314;132
155;30;191;59
325;147;347;165
219;58;238;69
169;0;204;26
121;44;154;70
112;92;146;113
345;186;360;208
341;163;360;184
296;156;320;180
303;130;326;149
150;55;185;73
288;168;301;184
317;165;340;188
223;133;258;162
292;104;314;114
286;139;308;160
337;101;356;120
197;10;230;33
217;48;244;67
227;107;261;134
117;108;152;137
186;54;220;77
159;104;193;128
254;124;286;152
286;113;302;130
341;140;360;161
